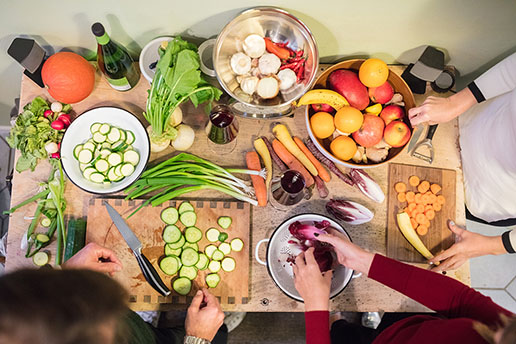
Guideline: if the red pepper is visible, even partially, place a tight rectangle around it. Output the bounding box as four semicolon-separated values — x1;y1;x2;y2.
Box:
296;64;305;81
281;62;300;70
296;49;304;58
264;37;291;60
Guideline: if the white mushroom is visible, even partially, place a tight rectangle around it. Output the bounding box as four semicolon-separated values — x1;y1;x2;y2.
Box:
256;77;279;99
240;76;259;95
243;34;266;58
230;52;252;75
258;53;281;75
277;68;297;91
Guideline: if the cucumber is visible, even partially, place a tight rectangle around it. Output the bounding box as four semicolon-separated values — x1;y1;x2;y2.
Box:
161;207;179;225
123;150;140;165
221;257;236;272
230;238;244;252
206;228;220;242
208;260;221;273
180;211;197;227
204;244;217;259
160;256;180;275
173;277;192;295
195;253;209;270
184;226;202;243
98;123;111;135
165;245;182;257
90;122;102;133
181;247;199;267
178;202;195;214
78;149;93;164
32;251;49;267
206;273;220;288
183;242;198;251
40;217;51;227
179;266;198;280
219;242;231;255
168;235;185;249
64;218;86;262
211;249;224;261
163;225;182;244
218;232;229;242
73;145;83;159
218;216;232;229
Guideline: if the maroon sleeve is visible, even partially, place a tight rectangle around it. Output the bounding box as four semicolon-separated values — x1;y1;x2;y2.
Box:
368;254;513;327
305;311;330;344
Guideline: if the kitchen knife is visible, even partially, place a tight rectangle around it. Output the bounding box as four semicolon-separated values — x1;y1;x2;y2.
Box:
407;124;424;153
104;202;171;296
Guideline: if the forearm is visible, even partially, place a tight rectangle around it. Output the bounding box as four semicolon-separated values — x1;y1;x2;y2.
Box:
446;87;478;119
305;311;330;344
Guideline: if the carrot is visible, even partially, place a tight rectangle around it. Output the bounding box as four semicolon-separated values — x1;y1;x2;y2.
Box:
253;138;273;191
416;213;427;225
397;192;406;203
425;209;435;220
410;217;418;230
433;202;442;211
305;139;354;185
272;139;314;187
421;194;431;204
416;224;429;236
264;37;291;60
293;137;331;182
407;202;417;212
427;193;437;204
415;204;425;214
425;205;434;212
262;136;287;171
409;175;420;187
437;195;446;205
418;180;430;193
406;191;415;203
273;124;318;176
246;151;267;207
415;193;423;204
430;183;441;195
395;182;407;193
411;209;420;219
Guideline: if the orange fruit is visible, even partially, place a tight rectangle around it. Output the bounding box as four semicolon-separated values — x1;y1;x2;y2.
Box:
334;106;364;134
310;112;335;139
330;135;357;161
359;58;389;87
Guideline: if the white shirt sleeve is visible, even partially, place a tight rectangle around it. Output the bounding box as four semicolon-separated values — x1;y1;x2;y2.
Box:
474;53;516;100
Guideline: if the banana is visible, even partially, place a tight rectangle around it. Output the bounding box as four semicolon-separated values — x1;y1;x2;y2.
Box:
297;89;349;110
396;212;436;262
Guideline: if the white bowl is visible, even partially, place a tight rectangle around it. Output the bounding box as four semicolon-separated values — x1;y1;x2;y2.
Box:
139;36;174;83
60;107;150;194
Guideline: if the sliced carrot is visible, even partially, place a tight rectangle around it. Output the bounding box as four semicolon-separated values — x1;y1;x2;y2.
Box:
410;217;418;230
406;191;415;203
416;224;429;236
293;137;331;182
425;209;435;220
433;202;442;211
416;213;427;225
415;193;423;204
425;204;434;212
418;180;430;193
437;195;446;205
423;217;431;227
397;192;407;203
395;182;407;193
416;204;425;214
411;209;420;218
421;194;431;204
407;203;417;212
427;193;437;204
246;151;267;207
272;139;314;187
409;175;420;187
431;183;442;195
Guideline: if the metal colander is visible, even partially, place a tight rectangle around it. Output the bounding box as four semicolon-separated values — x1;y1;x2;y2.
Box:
255;213;359;302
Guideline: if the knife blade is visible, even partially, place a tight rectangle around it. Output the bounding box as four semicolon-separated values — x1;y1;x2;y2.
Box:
407;124;424;153
104;202;170;296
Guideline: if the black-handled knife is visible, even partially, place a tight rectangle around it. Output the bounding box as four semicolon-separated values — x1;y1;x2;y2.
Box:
104;202;170;296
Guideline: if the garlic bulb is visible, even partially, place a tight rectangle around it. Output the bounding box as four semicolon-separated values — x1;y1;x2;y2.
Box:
258;53;281;75
240;76;259;95
230;52;252;75
243;34;266;58
277;68;297;91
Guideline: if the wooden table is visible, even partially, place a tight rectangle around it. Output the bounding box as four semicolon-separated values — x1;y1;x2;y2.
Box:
6;64;469;312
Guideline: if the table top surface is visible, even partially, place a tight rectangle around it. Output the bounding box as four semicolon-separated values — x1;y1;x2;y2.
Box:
6;64;469;312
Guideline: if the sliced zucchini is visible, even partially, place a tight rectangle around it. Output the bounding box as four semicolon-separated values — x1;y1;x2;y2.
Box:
95;159;109;173
211;249;224;261
73;144;83;159
208;260;221;273
168;235;185;249
221;257;236;272
204;244;217;259
118;129;126;142
90;122;102;133
79;163;88;171
101;142;112;149
218;232;229;242
107;127;121;142
107;168;119;182
36;233;50;243
161;207;179;225
218;216;232;229
89;172;105;184
107;152;122;166
83;167;96;180
206;228;220;242
98;123;111;135
183;242;198;251
78;149;93;164
123;150;140;165
163;225;182;244
114;164;123;177
230;238;244;252
173;277;192;296
40;217;51;227
178;202;195;214
165;245;182;257
219;242;231;256
180;211;197;227
92;132;107;143
181;247;199;267
32;251;49;266
179;266;198;280
160;255;180;275
120;163;135;177
195;253;209;270
184;226;202;243
206;273;220;288
82;141;95;151
100;149;112;158
125;130;135;145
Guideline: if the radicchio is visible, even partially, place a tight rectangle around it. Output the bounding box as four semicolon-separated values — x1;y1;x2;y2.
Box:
288;220;334;272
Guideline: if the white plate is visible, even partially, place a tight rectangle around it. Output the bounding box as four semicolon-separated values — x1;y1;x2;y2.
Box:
60;107;150;194
139;36;174;83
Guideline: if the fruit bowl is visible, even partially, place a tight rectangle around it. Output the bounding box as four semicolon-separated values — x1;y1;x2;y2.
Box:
305;59;416;168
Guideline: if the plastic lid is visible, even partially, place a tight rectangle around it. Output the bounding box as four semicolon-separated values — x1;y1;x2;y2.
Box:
91;22;105;37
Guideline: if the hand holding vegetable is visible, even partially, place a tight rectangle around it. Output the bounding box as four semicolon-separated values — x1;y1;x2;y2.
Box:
62;242;123;276
293;247;333;311
185;288;225;341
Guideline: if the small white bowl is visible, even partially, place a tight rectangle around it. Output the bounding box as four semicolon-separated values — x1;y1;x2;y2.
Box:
60;107;150;194
139;36;174;83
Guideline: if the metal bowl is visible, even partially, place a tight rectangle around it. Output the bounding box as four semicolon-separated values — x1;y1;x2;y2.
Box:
214;7;319;118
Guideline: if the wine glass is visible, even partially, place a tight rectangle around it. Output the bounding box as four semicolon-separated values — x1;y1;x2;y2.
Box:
269;170;309;211
205;104;239;154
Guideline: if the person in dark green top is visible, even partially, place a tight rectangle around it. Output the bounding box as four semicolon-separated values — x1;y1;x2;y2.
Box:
0;243;226;344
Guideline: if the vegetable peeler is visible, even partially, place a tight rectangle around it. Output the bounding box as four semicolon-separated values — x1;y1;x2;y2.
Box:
411;124;438;164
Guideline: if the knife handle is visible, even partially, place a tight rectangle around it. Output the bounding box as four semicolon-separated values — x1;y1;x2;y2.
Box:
427;124;438;140
135;253;171;297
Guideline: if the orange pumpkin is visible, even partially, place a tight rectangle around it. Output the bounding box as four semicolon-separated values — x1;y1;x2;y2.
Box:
41;52;95;104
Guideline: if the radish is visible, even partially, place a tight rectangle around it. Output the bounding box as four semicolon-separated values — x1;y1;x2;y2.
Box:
43;109;53;118
51;102;63;113
51;120;65;130
44;141;59;154
50;152;60;159
57;113;71;127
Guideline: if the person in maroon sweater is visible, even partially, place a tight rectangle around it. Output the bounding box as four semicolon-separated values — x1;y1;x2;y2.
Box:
293;228;516;344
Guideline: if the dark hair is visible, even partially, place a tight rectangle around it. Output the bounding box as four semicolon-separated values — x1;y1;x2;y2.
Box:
0;268;129;344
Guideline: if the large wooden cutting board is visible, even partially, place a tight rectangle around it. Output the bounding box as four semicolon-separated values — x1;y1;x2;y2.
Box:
386;163;456;262
86;198;250;306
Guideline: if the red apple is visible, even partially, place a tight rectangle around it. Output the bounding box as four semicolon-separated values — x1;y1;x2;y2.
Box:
384;121;411;147
352;114;385;148
380;104;404;125
369;81;394;104
328;70;369;110
311;103;335;113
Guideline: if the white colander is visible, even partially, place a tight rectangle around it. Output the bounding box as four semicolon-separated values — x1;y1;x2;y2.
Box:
255;213;361;302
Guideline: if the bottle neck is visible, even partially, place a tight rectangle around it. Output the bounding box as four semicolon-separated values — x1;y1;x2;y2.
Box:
95;32;110;45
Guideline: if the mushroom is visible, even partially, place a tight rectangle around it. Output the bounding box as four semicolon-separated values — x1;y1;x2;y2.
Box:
256;77;279;99
240;76;259;95
258;53;281;75
230;52;252;75
243;34;266;58
277;68;297;91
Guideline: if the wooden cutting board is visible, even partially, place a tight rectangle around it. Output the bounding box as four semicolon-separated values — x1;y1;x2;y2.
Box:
386;163;456;263
86;198;250;306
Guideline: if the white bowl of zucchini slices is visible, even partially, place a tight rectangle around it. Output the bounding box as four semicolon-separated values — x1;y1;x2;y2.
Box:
60;107;150;194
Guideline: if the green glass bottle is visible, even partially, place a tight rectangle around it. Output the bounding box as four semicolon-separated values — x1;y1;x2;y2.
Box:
91;22;139;91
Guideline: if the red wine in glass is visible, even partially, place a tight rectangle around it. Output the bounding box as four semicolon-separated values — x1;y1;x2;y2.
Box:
206;105;239;145
271;170;307;207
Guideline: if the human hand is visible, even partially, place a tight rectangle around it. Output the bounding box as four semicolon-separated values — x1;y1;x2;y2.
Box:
293;247;333;311
185;288;224;341
316;228;374;275
430;220;506;272
62;242;123;276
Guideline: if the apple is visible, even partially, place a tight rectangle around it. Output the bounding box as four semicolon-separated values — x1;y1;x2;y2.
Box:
328;70;369;110
311;103;335;113
369;81;394;104
380;104;404;125
352;114;385;148
384;120;411;147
